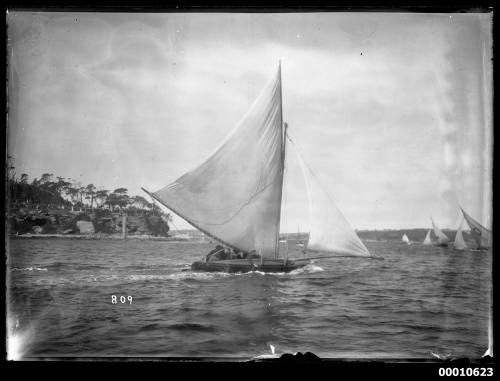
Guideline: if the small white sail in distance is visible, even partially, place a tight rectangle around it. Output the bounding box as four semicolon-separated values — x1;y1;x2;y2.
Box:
453;220;468;251
422;230;432;245
402;234;411;245
431;217;450;245
253;344;278;359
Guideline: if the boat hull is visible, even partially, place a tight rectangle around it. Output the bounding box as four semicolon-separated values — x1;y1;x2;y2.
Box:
191;259;306;273
434;243;449;247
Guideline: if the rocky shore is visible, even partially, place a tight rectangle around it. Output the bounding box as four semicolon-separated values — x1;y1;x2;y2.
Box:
7;207;171;239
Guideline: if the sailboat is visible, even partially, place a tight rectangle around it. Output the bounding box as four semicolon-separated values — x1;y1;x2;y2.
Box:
430;217;450;247
422;230;432;245
401;234;411;245
460;207;492;250
296;225;305;247
452;220;468;251
142;63;371;272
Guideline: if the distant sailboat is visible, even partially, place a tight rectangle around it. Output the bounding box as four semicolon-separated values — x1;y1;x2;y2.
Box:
402;234;411;245
452;221;468;251
460;207;492;250
142;63;370;273
296;225;305;247
431;217;450;247
422;230;432;245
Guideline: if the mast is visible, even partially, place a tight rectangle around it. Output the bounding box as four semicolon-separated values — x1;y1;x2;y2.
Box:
275;60;286;259
282;123;289;262
148;64;287;257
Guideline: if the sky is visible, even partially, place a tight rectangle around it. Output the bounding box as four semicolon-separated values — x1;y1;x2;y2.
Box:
7;11;493;230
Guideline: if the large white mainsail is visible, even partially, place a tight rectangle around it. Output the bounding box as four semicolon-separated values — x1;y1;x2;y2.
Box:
453;221;468;251
146;66;285;258
422;229;432;245
291;140;370;257
431;217;450;245
460;207;492;249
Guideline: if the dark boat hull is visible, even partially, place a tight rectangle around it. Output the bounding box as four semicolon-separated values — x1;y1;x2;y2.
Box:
434;243;449;247
191;259;306;273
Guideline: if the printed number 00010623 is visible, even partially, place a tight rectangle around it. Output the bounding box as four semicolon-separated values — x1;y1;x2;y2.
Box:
438;368;493;377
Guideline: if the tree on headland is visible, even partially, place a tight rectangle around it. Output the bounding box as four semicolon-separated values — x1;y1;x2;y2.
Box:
66;187;80;209
113;188;130;210
55;176;70;194
7;155;16;183
105;188;129;211
40;173;53;184
78;185;86;207
85;184;96;210
6;156;168;220
17;174;29;203
56;178;72;206
95;190;109;208
114;187;128;195
131;195;150;214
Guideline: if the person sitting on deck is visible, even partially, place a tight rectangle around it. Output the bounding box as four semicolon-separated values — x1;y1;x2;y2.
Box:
247;250;260;259
220;248;231;260
229;249;239;260
206;245;224;262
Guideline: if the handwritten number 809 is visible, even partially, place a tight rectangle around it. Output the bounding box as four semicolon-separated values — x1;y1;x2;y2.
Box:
111;295;133;304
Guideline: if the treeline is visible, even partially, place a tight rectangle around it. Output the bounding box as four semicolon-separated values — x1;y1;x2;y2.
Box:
6;155;170;218
356;229;462;242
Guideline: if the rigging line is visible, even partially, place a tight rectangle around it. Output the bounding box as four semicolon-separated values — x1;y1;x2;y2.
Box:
287;133;357;227
287;133;369;255
286;134;337;203
283;161;289;233
287;135;312;235
283;163;290;261
274;65;285;259
284;140;290;236
169;216;182;232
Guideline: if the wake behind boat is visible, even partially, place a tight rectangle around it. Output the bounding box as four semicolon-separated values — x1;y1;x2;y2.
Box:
142;63;371;273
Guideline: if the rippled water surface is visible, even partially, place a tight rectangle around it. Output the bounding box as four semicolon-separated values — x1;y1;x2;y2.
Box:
7;238;492;359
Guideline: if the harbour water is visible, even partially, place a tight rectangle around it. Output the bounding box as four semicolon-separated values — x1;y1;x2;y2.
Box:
7;238;491;359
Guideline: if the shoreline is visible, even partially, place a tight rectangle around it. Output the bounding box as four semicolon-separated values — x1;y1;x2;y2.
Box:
8;233;206;242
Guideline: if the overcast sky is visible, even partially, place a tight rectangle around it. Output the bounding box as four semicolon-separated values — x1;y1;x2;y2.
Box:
7;11;492;230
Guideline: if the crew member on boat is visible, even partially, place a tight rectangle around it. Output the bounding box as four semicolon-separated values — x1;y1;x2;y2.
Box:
244;250;260;259
206;245;224;262
229;249;238;259
222;248;231;260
